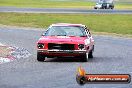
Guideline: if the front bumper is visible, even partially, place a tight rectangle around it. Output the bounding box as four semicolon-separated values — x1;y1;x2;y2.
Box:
37;49;87;54
37;49;87;57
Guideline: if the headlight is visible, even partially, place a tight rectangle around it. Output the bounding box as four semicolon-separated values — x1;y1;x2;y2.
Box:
78;44;84;50
37;43;44;49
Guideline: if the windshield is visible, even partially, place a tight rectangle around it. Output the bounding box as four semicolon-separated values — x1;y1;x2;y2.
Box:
45;26;86;36
96;3;102;5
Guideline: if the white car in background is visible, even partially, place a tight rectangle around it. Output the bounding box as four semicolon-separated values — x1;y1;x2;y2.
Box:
94;3;102;9
94;2;114;9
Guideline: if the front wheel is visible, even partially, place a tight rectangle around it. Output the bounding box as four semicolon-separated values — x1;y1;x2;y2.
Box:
111;7;114;9
82;52;89;62
88;51;93;58
37;52;45;62
88;45;94;58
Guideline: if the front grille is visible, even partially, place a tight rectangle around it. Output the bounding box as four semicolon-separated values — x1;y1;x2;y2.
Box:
48;43;74;50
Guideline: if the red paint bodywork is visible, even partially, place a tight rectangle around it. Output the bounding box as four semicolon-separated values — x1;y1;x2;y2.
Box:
37;23;94;57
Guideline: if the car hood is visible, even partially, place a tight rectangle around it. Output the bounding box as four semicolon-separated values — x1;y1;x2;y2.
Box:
95;4;102;7
38;36;87;44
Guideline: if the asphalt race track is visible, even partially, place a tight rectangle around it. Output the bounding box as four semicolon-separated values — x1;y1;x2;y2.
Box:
0;26;132;88
0;7;132;14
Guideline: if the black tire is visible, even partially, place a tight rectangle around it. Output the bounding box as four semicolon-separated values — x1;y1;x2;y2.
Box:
37;52;45;62
81;45;94;62
111;7;114;9
82;52;89;62
88;45;94;58
88;51;93;58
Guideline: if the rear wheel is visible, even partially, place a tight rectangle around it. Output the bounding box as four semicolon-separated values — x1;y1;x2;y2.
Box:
37;52;45;62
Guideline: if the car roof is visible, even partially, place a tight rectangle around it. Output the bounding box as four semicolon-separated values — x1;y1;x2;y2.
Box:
50;23;86;27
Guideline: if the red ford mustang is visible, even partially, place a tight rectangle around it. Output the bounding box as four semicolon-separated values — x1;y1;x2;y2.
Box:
37;23;94;62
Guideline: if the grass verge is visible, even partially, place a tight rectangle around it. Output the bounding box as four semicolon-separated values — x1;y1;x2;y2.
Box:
0;0;132;9
0;13;131;35
0;0;94;8
115;3;132;9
